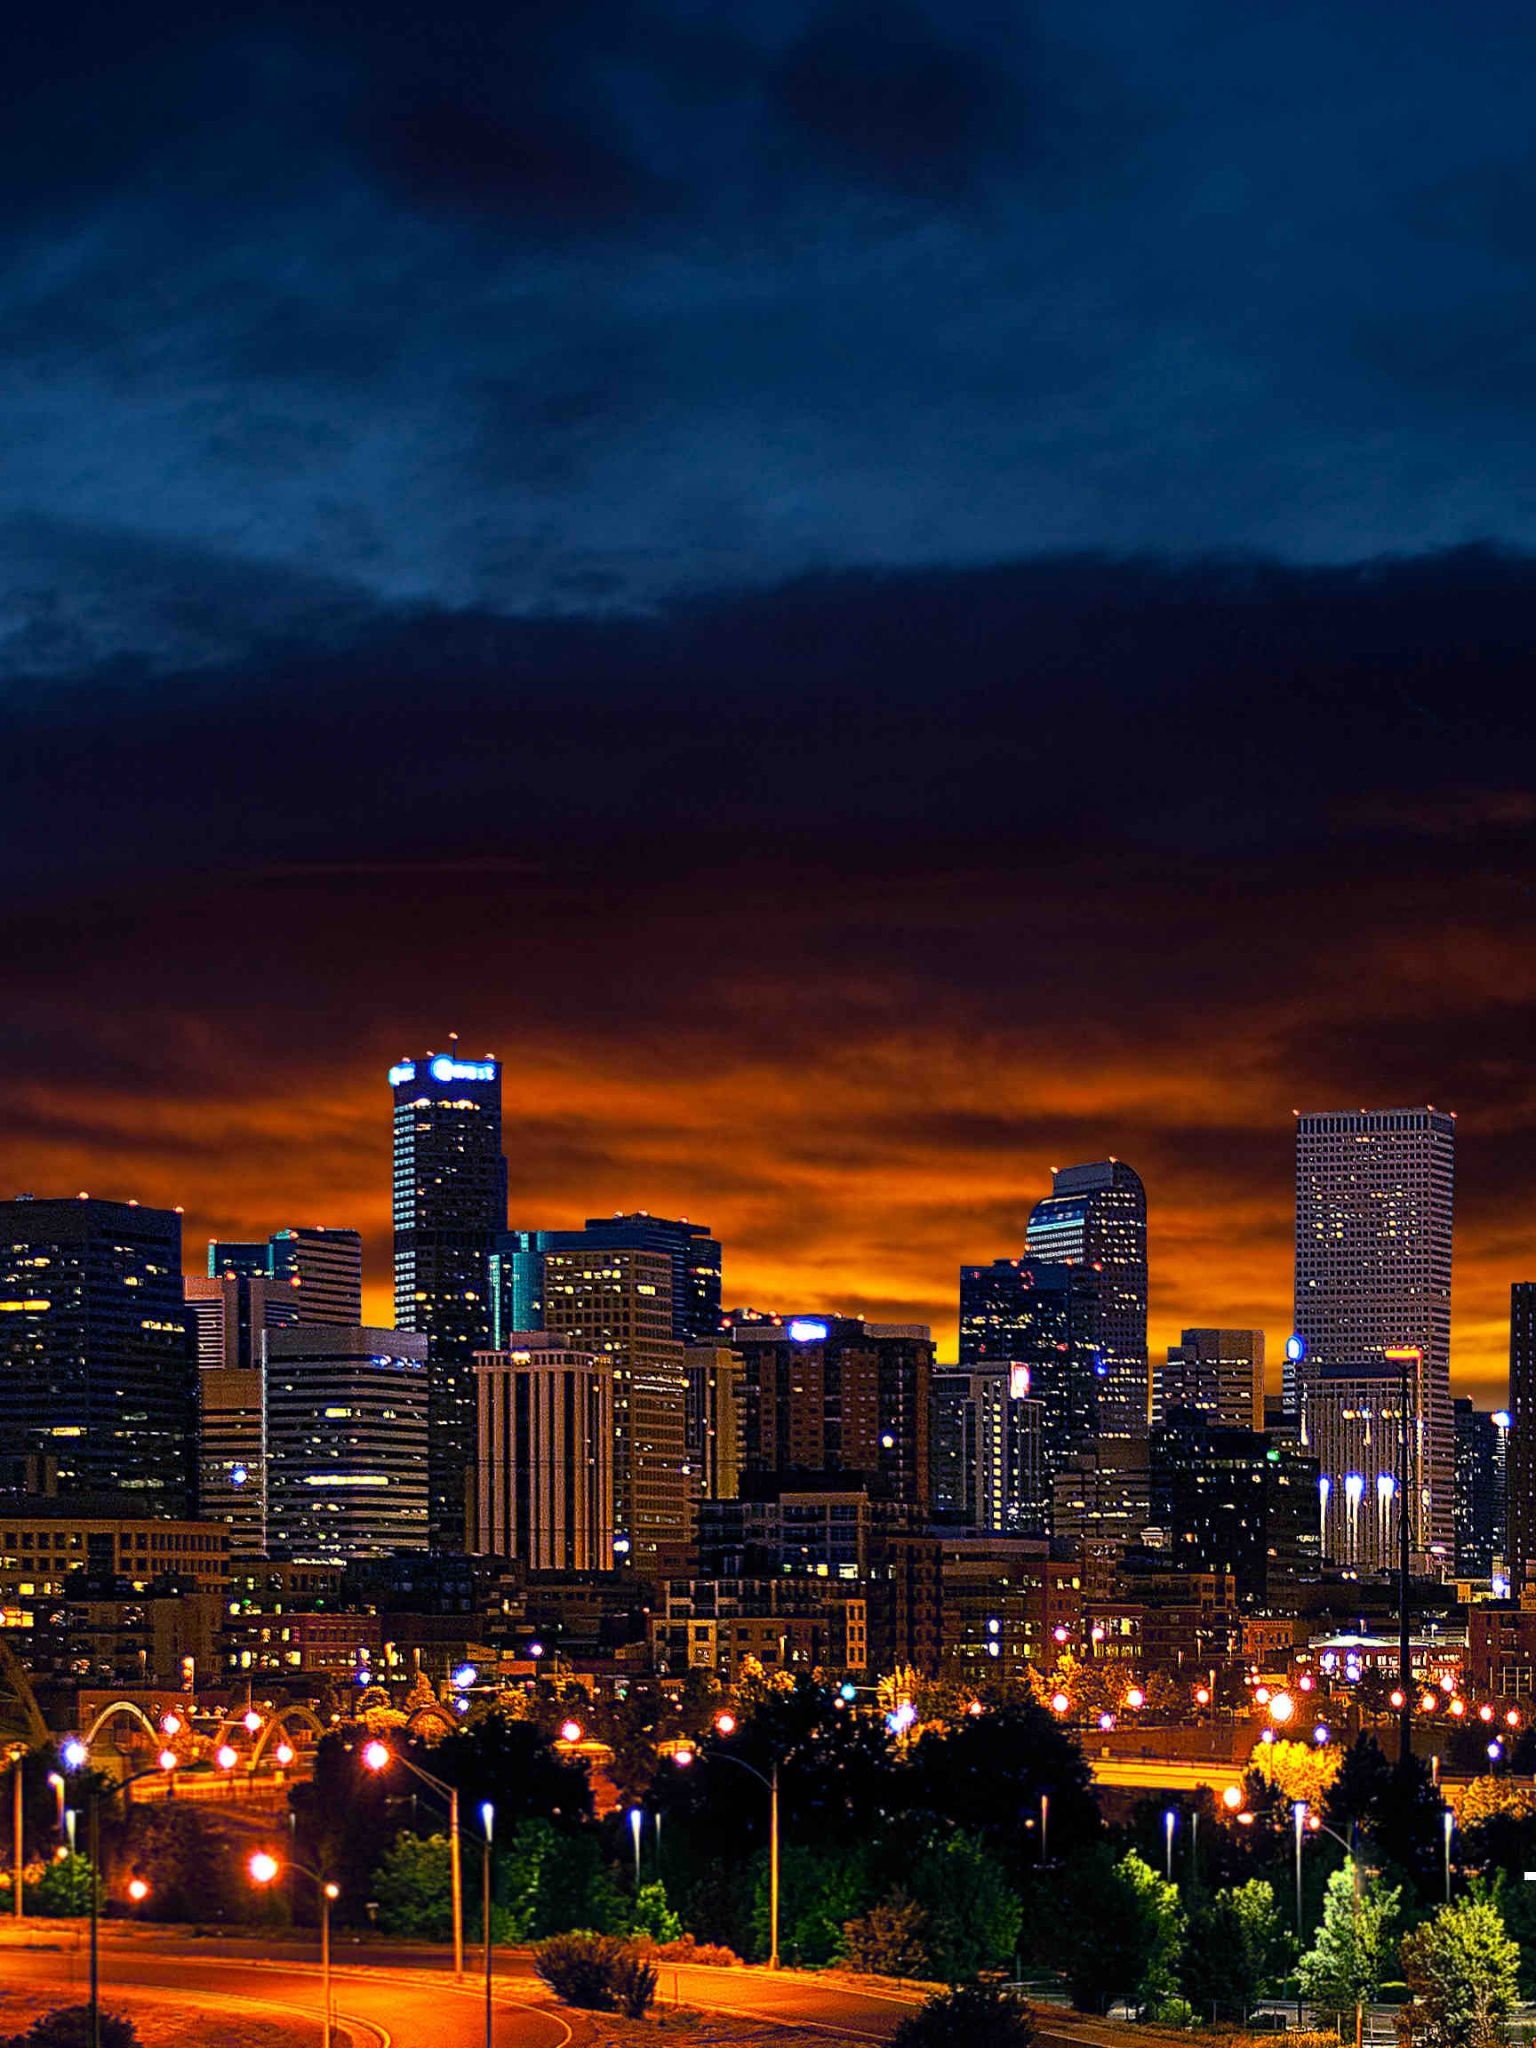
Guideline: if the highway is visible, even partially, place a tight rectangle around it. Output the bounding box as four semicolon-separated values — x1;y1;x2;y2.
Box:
0;1933;931;2045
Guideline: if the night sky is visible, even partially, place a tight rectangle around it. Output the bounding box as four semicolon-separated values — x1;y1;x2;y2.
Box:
7;3;1536;1396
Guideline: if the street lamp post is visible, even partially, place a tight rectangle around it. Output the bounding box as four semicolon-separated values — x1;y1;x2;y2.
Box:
361;1740;463;1979
1163;1809;1175;1882
673;1735;780;1970
249;1853;339;2048
629;1807;643;1892
481;1803;494;2048
1298;1814;1364;2048
1442;1808;1453;1905
8;1744;25;1923
63;1743;179;2048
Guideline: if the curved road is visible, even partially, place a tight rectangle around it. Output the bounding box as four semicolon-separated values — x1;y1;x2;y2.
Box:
0;1935;926;2044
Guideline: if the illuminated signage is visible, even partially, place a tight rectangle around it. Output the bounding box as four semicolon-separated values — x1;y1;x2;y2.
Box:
1285;1335;1305;1362
429;1055;496;1083
1009;1364;1030;1400
387;1062;416;1086
789;1319;828;1344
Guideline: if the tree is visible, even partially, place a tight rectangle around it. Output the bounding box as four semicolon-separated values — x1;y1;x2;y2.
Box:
1400;1896;1520;2048
1324;1735;1446;1902
843;1891;931;1978
905;1836;1021;1987
902;1701;1100;1885
890;1983;1035;2048
1053;1848;1183;2015
1298;1864;1401;2039
0;2014;137;2048
373;1832;454;1941
1182;1879;1293;2021
1249;1738;1340;1810
24;1852;96;1918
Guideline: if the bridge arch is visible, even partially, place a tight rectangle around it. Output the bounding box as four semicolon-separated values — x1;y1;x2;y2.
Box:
249;1703;325;1770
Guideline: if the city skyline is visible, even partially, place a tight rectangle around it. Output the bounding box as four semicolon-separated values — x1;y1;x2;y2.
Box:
7;1072;1525;1406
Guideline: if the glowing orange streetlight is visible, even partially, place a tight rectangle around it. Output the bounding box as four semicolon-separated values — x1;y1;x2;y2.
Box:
1051;1692;1070;1716
1124;1686;1145;1710
159;1714;182;1738
1222;1785;1244;1811
714;1712;737;1736
126;1879;149;1904
157;1750;178;1774
1269;1692;1296;1725
1421;1693;1439;1714
250;1854;339;2048
243;1710;263;1734
216;1745;238;1771
360;1741;462;1978
275;1742;295;1767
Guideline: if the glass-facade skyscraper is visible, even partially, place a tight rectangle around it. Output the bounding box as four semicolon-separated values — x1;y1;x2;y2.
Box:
209;1227;363;1326
1506;1282;1536;1590
0;1196;197;1510
1024;1159;1149;1439
957;1255;1103;1505
390;1051;507;1547
494;1212;721;1348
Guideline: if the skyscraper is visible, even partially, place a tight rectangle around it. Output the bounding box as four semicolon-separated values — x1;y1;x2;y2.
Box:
1507;1283;1536;1590
930;1364;1046;1533
538;1245;689;1567
1293;1108;1455;1557
0;1197;197;1511
958;1256;1103;1499
1301;1359;1423;1573
390;1051;507;1547
1025;1159;1148;1439
495;1213;722;1348
472;1334;614;1570
265;1325;429;1562
209;1228;363;1325
1152;1329;1266;1432
184;1272;299;1554
729;1315;933;1510
1453;1398;1505;1580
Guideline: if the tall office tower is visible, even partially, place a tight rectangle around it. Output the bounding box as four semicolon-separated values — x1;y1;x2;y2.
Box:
389;1051;507;1548
538;1246;688;1567
930;1364;1046;1533
1150;1409;1320;1606
1152;1329;1266;1431
1453;1398;1505;1579
210;1229;363;1325
958;1257;1104;1498
496;1213;722;1348
1509;1284;1536;1590
472;1335;614;1570
1025;1160;1149;1439
1301;1359;1426;1573
264;1325;429;1562
185;1273;299;1554
684;1343;745;1503
729;1315;933;1509
1294;1108;1456;1557
0;1197;197;1511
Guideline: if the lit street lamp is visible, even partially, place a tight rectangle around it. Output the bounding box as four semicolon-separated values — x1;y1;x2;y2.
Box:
62;1741;180;2048
6;1744;25;1924
361;1739;463;1979
480;1802;494;2048
674;1718;781;1970
249;1852;339;2048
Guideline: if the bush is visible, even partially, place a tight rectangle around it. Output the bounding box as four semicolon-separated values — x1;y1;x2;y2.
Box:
842;1890;931;1977
625;1879;682;1943
644;1933;741;1966
0;2011;139;2048
373;1832;455;1941
24;1854;97;1919
534;1932;657;2016
890;1984;1034;2048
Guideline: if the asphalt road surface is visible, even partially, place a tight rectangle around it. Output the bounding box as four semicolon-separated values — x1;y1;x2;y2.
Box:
0;1934;929;2045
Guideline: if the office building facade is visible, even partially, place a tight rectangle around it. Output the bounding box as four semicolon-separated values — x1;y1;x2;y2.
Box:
472;1335;614;1571
1025;1159;1149;1439
185;1273;299;1555
1294;1107;1454;1555
931;1364;1046;1534
1509;1284;1536;1590
538;1245;689;1566
209;1227;363;1326
684;1342;745;1503
495;1213;722;1349
265;1325;430;1563
1153;1328;1266;1432
1301;1359;1427;1573
390;1051;507;1547
1150;1409;1320;1605
1452;1398;1507;1580
958;1257;1103;1499
731;1315;933;1510
0;1197;197;1512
